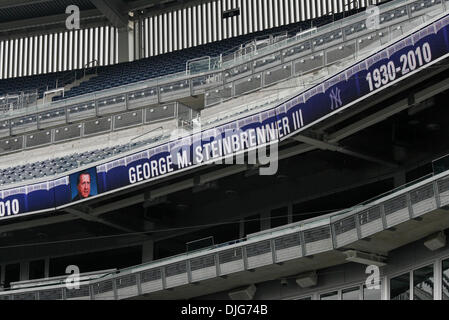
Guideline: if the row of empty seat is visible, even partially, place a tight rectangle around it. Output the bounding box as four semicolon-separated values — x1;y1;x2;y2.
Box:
0;134;168;186
0;71;82;101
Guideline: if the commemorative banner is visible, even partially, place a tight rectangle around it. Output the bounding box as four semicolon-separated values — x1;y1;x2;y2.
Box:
1;13;449;220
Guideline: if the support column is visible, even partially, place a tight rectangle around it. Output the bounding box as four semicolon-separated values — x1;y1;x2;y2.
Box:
287;204;293;224
20;262;29;281
44;257;50;278
393;171;406;188
239;220;245;239
117;22;135;63
260;210;270;231
0;265;4;288
142;240;154;263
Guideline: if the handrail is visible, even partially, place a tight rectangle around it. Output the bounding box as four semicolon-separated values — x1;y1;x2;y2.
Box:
0;0;443;188
83;59;99;78
129;125;164;143
185;56;211;74
84;59;99;69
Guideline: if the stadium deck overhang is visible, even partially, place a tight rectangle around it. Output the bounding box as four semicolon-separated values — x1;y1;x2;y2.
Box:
133;205;449;299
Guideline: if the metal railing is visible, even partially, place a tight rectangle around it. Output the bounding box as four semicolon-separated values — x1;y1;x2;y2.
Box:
0;0;435;126
0;0;444;189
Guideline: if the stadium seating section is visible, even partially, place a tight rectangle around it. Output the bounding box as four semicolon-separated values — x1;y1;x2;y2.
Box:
0;8;371;187
0;134;167;186
0;10;360;102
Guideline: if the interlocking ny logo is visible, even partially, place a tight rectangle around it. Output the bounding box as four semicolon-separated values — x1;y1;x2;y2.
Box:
329;87;343;110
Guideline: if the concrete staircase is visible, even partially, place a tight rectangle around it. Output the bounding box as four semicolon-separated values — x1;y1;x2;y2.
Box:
38;73;97;104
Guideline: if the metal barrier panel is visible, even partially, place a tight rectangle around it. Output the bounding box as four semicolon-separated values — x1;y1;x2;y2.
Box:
190;255;217;282
333;215;358;248
164;262;188;289
39;107;67;129
274;232;302;262
358;32;383;54
159;80;190;103
245;240;273;269
38;288;63;300
410;0;441;17
264;64;292;86
358;206;384;238
282;40;312;63
65;285;91;300
11;115;38;135
386;5;410;22
410;182;437;217
438;176;449;206
0;295;11;300
218;247;244;275
0;120;9;137
176;102;192;123
25;130;52;148
140;268;163;294
326;42;356;64
205;84;233;106
114;109;143;130
98;95;127;115
0;136;24;154
344;20;368;40
401;16;427;34
67;103;96;122
92;279;115;300
379;28;392;46
384;194;410;227
54;123;82;142
390;24;405;40
253;52;282;72
116;274;138;299
145;104;175;123
84;117;112;136
313;30;343;50
224;62;252;82
303;225;333;255
294;54;324;75
13;292;37;300
234;74;262;96
192;74;220;95
127;87;158;109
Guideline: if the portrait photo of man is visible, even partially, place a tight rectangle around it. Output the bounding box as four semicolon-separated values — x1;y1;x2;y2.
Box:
72;171;92;201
